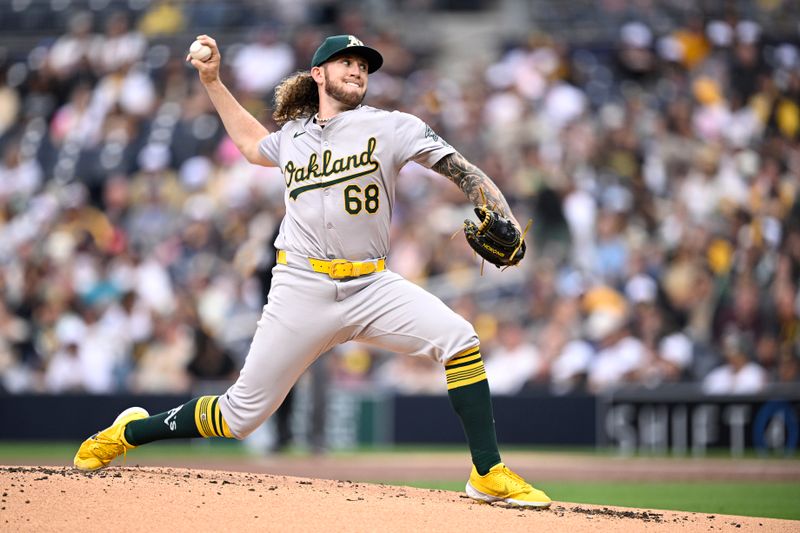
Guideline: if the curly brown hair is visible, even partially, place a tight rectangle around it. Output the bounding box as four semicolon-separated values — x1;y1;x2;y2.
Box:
272;72;318;125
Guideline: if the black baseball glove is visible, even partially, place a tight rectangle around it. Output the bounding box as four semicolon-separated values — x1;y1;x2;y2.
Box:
463;206;527;269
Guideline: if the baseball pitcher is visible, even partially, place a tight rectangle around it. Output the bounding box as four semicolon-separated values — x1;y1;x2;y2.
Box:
74;34;550;508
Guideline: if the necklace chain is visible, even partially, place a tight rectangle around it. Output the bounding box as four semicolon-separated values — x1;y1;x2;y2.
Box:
314;113;331;124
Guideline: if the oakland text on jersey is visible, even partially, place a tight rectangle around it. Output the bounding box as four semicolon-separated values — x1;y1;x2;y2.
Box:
285;137;379;200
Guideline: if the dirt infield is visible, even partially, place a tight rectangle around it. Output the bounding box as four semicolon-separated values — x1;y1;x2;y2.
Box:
1;465;797;533
71;450;799;483
199;451;800;483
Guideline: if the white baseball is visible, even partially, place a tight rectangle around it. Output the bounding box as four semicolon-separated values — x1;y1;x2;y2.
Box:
189;40;212;62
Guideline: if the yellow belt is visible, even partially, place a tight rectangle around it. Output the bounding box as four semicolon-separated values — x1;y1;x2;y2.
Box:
277;250;385;279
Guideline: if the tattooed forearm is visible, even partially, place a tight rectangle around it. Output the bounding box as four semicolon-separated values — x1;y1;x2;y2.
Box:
432;152;517;226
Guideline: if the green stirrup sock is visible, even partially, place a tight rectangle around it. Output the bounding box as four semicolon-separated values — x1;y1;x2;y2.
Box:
445;347;501;475
124;396;233;446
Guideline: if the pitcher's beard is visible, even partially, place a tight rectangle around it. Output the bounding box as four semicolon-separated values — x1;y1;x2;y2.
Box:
324;74;365;109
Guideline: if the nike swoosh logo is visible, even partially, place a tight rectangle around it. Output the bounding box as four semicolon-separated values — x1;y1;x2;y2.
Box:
294;131;306;138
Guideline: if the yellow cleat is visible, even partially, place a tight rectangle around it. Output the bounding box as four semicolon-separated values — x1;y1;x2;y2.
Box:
73;407;149;471
466;463;552;508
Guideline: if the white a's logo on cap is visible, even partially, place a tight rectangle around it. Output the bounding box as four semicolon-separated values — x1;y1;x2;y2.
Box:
347;35;364;47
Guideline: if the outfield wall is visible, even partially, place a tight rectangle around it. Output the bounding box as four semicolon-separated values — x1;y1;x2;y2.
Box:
599;385;800;457
1;388;797;456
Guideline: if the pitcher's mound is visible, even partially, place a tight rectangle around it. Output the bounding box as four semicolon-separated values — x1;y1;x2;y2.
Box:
0;466;791;532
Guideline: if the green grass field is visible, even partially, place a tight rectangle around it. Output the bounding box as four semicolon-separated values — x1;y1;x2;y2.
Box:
2;442;798;521
392;480;800;521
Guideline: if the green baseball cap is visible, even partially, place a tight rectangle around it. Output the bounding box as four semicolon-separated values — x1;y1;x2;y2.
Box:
311;35;383;73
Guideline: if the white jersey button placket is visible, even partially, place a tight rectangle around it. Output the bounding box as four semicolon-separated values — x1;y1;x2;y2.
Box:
320;134;334;262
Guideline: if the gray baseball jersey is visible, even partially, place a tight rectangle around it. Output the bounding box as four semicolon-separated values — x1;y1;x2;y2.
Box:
219;105;478;439
258;105;453;260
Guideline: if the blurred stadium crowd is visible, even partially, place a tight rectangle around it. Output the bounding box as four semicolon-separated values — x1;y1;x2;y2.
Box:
0;0;798;398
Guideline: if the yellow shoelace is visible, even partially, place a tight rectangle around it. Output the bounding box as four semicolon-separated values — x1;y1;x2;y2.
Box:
498;466;534;494
90;434;127;463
